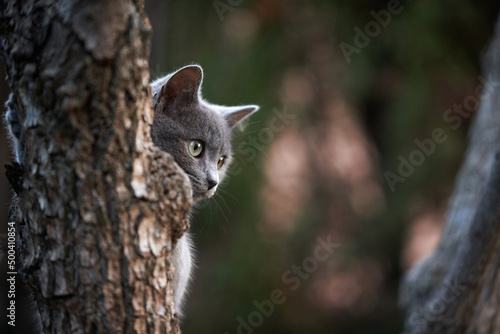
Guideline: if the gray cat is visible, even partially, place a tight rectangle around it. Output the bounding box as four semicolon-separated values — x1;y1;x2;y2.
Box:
150;65;258;315
5;64;258;324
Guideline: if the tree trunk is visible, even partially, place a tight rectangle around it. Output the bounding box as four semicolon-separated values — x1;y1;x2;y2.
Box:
400;12;500;334
1;1;190;333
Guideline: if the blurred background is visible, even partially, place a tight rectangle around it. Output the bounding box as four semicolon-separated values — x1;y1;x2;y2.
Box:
2;0;500;333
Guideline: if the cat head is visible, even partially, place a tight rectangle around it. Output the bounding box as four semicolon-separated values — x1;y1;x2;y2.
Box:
151;65;258;201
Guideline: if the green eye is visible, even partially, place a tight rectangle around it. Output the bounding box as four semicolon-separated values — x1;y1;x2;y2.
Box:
189;140;203;157
217;156;225;169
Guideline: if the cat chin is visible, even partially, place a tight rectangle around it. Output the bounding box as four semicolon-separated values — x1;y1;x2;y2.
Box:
192;188;217;202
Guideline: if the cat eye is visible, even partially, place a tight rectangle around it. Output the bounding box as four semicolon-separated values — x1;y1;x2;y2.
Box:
189;140;203;157
217;156;225;170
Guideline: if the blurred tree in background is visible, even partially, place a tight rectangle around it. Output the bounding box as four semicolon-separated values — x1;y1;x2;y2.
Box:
1;0;499;333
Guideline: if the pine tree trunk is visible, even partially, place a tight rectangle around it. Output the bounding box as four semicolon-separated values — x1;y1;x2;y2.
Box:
400;13;500;334
1;1;190;333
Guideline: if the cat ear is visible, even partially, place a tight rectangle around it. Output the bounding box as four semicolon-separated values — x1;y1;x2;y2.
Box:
221;105;259;129
158;65;203;108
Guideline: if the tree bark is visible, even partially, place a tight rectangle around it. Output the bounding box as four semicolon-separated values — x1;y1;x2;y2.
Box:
1;1;190;333
400;12;500;334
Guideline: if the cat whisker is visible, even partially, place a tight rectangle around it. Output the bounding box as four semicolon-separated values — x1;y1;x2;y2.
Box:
215;192;232;215
196;199;211;236
218;188;240;204
211;196;229;231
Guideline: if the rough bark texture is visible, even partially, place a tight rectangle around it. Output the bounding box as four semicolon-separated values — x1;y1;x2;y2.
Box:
1;1;190;333
400;13;500;334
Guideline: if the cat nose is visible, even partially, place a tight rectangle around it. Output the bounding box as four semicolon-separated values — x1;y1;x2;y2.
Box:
207;179;218;190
